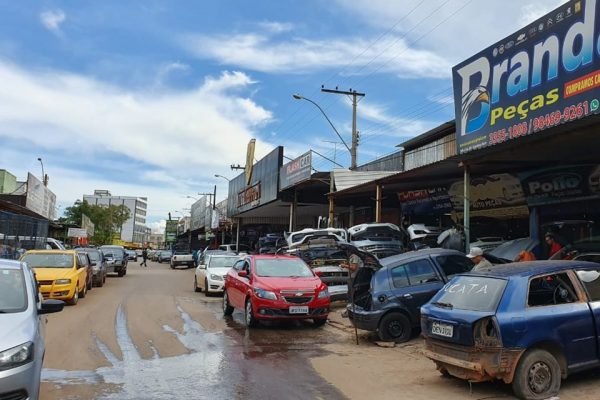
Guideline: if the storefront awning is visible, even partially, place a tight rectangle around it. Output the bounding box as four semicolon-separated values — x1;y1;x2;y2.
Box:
332;169;400;192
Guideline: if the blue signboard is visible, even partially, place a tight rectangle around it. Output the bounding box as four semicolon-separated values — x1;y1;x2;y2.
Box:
453;0;600;154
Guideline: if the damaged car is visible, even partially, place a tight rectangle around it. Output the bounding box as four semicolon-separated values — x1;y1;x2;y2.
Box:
421;260;600;400
347;248;473;343
286;229;350;301
348;223;404;259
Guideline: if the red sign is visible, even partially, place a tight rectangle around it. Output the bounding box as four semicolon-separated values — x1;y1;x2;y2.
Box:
238;182;261;207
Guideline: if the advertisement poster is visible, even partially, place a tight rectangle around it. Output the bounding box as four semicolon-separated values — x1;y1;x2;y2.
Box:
398;187;453;215
454;0;600;154
447;173;526;211
280;151;312;190
165;219;178;244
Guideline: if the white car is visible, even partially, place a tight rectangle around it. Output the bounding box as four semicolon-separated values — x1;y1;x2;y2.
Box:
194;254;240;296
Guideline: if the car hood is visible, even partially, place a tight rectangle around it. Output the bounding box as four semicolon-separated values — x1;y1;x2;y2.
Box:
255;276;323;292
488;237;538;262
0;311;34;351
33;267;75;280
312;265;346;273
207;267;232;276
348;223;404;241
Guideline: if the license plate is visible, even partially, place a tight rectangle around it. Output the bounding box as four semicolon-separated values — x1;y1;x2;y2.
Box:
431;321;453;338
289;306;309;314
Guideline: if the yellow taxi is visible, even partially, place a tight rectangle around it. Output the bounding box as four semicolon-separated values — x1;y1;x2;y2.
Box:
20;250;88;305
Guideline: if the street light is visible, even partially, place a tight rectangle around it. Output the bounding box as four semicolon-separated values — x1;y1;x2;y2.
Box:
214;174;230;182
186;195;198;201
292;94;352;165
37;157;46;186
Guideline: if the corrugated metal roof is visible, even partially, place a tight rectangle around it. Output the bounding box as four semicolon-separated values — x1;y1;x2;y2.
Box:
333;169;400;192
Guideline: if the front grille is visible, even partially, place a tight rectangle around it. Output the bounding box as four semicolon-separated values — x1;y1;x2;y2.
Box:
260;307;328;316
284;296;314;304
0;390;28;400
320;271;348;278
38;280;53;286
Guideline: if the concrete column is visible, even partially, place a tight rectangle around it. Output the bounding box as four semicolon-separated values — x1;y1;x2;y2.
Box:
375;184;382;223
289;189;297;232
463;165;470;253
328;171;335;228
235;218;241;253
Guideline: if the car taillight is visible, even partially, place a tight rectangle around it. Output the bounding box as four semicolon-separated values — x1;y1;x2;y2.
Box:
473;317;502;347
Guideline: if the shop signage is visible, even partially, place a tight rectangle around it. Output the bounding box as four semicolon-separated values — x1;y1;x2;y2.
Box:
519;165;600;205
398;187;453;215
454;0;600;154
67;228;87;238
165;219;178;243
238;182;261;207
245;139;256;186
280;151;312;190
25;173;57;220
447;173;526;211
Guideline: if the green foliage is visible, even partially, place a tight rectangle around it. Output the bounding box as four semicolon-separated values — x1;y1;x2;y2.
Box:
62;200;131;245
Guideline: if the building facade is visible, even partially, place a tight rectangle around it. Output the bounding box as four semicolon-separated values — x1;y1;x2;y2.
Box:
83;190;149;245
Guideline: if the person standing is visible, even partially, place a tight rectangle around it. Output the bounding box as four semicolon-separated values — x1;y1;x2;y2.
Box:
140;247;148;267
340;253;363;317
467;247;493;271
545;233;563;259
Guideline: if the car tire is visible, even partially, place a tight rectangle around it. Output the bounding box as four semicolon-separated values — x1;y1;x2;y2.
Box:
87;277;93;291
123;268;127;276
103;274;107;285
68;286;79;305
194;277;201;292
512;349;561;400
118;269;125;277
80;283;87;299
313;318;327;327
223;291;234;316
204;279;210;297
378;312;411;343
245;298;258;328
97;275;104;288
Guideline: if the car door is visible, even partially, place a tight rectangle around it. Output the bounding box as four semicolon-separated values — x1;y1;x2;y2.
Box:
387;257;444;323
574;268;600;364
75;254;86;291
228;259;246;308
197;256;209;290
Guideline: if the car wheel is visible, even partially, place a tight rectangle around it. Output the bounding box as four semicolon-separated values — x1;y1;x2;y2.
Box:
118;269;125;277
204;279;210;297
87;277;93;291
223;291;234;316
245;298;258;327
512;349;561;400
68;286;79;305
170;263;175;269
123;268;127;276
378;312;411;343
194;277;201;292
103;274;107;284
80;282;87;299
97;275;104;288
313;318;327;327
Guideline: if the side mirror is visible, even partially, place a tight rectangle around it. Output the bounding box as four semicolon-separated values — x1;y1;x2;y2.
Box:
39;299;65;314
238;270;248;278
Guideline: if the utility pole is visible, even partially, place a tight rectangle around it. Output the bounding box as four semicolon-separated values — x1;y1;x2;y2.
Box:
321;87;365;169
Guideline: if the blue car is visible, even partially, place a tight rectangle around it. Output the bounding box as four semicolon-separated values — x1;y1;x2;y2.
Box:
421;260;600;400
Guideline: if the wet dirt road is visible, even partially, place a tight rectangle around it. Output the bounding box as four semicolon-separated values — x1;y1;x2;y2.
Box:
40;260;345;400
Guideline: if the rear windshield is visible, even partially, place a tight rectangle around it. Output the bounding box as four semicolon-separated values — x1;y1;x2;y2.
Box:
432;276;507;312
209;256;239;269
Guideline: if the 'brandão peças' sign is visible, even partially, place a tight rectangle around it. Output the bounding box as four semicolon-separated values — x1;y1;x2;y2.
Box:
238;183;261;207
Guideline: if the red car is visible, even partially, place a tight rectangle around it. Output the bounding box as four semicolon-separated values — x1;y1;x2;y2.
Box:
223;254;330;327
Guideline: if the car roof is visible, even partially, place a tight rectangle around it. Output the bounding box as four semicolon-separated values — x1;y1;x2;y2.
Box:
379;248;466;268
247;254;299;260
24;249;76;255
467;260;600;279
0;259;26;270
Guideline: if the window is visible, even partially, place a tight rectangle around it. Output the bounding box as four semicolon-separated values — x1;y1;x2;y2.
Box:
528;273;578;307
232;260;245;271
390;259;439;289
576;269;600;301
436;255;474;279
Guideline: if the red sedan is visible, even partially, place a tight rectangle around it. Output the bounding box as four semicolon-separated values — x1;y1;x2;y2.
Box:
223;254;330;327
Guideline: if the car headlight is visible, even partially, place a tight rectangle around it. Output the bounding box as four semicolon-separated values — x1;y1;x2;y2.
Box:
209;274;223;281
55;279;71;285
254;288;277;300
0;342;33;371
318;288;330;299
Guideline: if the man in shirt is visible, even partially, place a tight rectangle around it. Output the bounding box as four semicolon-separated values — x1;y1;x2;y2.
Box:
340;253;364;317
468;247;493;271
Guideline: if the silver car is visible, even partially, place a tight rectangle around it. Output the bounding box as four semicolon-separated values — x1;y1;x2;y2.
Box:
0;259;64;400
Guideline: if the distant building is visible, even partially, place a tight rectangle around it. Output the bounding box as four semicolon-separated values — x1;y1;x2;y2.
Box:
148;233;165;249
83;190;149;245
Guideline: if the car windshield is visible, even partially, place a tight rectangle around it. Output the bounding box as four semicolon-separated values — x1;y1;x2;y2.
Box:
0;268;27;312
432;276;507;312
208;256;238;269
255;258;313;277
21;253;74;268
86;252;100;261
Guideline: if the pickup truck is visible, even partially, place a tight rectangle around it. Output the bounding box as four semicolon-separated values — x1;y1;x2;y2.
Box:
170;250;195;269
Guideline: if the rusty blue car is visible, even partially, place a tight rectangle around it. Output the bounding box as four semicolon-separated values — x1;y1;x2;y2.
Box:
421;260;600;400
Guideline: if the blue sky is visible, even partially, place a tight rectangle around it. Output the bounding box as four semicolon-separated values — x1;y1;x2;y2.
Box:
0;0;561;231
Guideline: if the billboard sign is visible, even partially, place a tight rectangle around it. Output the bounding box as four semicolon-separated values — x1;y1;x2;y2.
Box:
25;173;57;220
454;0;600;154
67;228;87;238
165;219;178;244
280;151;312;190
398;187;453;215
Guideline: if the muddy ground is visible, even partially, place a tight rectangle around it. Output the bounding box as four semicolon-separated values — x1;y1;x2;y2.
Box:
39;261;600;399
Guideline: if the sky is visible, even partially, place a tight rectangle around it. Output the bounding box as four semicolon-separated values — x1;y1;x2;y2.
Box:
0;0;562;232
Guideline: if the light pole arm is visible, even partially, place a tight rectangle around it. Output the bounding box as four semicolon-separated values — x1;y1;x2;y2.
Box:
297;96;351;154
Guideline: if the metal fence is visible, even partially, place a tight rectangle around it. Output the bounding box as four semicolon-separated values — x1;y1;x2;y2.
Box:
0;210;48;260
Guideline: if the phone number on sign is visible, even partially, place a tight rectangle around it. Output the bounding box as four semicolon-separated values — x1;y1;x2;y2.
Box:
488;101;591;145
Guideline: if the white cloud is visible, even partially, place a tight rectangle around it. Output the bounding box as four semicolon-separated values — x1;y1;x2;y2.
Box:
40;9;66;36
180;32;451;78
0;61;276;221
154;62;190;87
148;219;166;234
257;21;294;33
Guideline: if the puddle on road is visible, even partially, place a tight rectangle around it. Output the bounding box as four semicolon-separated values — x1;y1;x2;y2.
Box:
42;303;345;400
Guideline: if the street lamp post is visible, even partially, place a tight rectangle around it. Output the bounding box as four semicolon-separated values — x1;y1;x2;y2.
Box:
292;94;353;167
37;157;46;186
214;174;230;182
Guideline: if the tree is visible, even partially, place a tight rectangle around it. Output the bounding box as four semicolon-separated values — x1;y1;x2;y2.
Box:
61;201;131;245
